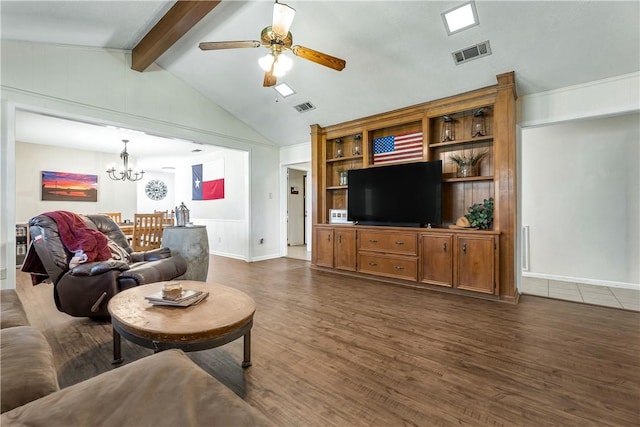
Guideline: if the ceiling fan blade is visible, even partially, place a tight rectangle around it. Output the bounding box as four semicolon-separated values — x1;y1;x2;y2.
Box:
199;41;261;50
272;2;296;38
291;45;346;71
263;70;277;87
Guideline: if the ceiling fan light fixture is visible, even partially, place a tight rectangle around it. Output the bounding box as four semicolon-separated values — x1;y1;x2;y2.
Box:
272;2;296;37
258;53;275;72
259;53;293;77
273;54;293;77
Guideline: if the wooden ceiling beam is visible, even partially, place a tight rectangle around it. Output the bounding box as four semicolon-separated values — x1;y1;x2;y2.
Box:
132;0;221;72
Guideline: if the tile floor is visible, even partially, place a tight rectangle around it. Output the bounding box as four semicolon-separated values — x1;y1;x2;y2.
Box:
287;244;311;261
520;276;640;311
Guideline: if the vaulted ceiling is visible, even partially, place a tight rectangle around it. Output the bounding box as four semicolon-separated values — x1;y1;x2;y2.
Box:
2;1;639;155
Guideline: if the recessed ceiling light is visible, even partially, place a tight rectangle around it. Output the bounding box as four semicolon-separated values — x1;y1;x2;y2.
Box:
442;1;479;35
274;82;295;97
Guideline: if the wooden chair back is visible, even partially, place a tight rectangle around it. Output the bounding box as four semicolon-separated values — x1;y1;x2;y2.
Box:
102;212;122;223
155;209;175;226
132;213;164;251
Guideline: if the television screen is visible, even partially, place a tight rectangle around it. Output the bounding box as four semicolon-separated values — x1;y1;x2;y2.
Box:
347;160;442;227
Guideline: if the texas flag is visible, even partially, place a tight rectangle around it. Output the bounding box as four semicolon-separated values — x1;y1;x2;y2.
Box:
192;159;225;200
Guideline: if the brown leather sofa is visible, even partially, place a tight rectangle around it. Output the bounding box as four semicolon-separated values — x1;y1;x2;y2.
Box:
22;213;187;318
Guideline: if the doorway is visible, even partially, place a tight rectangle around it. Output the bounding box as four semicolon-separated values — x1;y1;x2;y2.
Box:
286;168;310;261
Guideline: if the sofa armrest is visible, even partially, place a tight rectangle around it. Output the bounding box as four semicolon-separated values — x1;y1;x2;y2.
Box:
1;350;270;426
118;256;187;287
1;326;59;413
1;290;30;329
68;260;130;276
130;247;171;262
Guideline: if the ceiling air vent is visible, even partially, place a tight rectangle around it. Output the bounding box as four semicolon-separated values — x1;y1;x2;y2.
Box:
452;40;491;65
293;102;315;113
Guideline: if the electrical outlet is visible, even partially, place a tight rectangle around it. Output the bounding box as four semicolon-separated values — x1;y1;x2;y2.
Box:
218;237;222;243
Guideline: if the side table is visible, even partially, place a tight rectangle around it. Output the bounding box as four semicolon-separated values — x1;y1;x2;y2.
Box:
162;225;209;281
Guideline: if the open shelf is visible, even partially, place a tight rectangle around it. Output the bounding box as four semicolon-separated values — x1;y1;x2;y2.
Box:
327;155;363;163
444;175;494;183
428;135;493;148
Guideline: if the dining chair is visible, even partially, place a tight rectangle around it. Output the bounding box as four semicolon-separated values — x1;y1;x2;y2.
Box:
131;213;164;251
155;209;175;226
102;212;122;223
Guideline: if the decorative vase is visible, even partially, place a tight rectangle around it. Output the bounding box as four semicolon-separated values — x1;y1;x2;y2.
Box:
175;202;190;226
456;164;479;178
339;170;348;186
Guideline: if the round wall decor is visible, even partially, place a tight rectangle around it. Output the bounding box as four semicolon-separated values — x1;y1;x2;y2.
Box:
145;179;167;201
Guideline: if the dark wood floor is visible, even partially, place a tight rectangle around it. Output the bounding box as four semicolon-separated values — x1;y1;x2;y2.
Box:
15;256;640;426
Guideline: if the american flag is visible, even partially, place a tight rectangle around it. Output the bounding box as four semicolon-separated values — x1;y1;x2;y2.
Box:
373;131;423;164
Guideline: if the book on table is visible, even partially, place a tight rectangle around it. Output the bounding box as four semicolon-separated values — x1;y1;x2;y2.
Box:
145;289;209;307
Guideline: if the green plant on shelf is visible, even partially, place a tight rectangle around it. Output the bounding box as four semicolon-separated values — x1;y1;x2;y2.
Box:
449;150;489;178
465;197;494;229
449;150;488;167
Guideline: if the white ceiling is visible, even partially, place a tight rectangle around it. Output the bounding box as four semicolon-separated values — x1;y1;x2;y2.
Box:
15;110;221;171
3;1;640;157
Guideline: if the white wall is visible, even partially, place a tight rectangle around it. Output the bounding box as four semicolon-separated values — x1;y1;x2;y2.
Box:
519;72;640;290
521;114;639;287
1;40;281;288
136;171;176;218
173;148;250;259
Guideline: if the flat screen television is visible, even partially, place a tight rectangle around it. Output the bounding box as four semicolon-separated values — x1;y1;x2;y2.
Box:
347;160;442;227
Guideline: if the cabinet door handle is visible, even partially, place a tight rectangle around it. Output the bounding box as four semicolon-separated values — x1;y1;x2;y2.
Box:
394;265;405;270
442;242;447;251
327;234;331;242
338;234;342;243
395;241;405;245
369;239;378;243
462;243;467;253
368;262;378;266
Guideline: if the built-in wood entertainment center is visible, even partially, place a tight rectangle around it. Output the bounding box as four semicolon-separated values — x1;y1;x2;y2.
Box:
311;72;517;301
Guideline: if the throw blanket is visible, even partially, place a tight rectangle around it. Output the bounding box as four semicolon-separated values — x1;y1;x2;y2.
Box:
43;211;111;263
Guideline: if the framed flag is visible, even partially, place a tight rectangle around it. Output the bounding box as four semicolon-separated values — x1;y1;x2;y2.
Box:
41;171;98;202
373;131;423;164
192;159;225;200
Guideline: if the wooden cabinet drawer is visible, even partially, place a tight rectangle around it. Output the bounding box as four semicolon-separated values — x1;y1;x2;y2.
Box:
358;253;417;281
358;231;417;255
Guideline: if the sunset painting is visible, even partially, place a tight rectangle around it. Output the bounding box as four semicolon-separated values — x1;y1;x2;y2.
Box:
41;171;98;202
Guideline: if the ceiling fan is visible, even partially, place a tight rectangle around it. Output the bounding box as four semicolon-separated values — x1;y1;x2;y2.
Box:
199;1;346;87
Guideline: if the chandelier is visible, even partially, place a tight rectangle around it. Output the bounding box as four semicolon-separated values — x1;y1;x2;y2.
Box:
106;139;144;182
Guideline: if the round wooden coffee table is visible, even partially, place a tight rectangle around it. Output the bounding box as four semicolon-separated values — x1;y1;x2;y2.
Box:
108;281;255;367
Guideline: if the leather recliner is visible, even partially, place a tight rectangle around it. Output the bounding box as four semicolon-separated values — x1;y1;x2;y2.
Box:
22;213;187;318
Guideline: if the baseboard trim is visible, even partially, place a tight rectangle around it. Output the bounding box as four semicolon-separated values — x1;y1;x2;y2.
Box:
250;253;282;262
522;272;640;291
209;251;247;261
